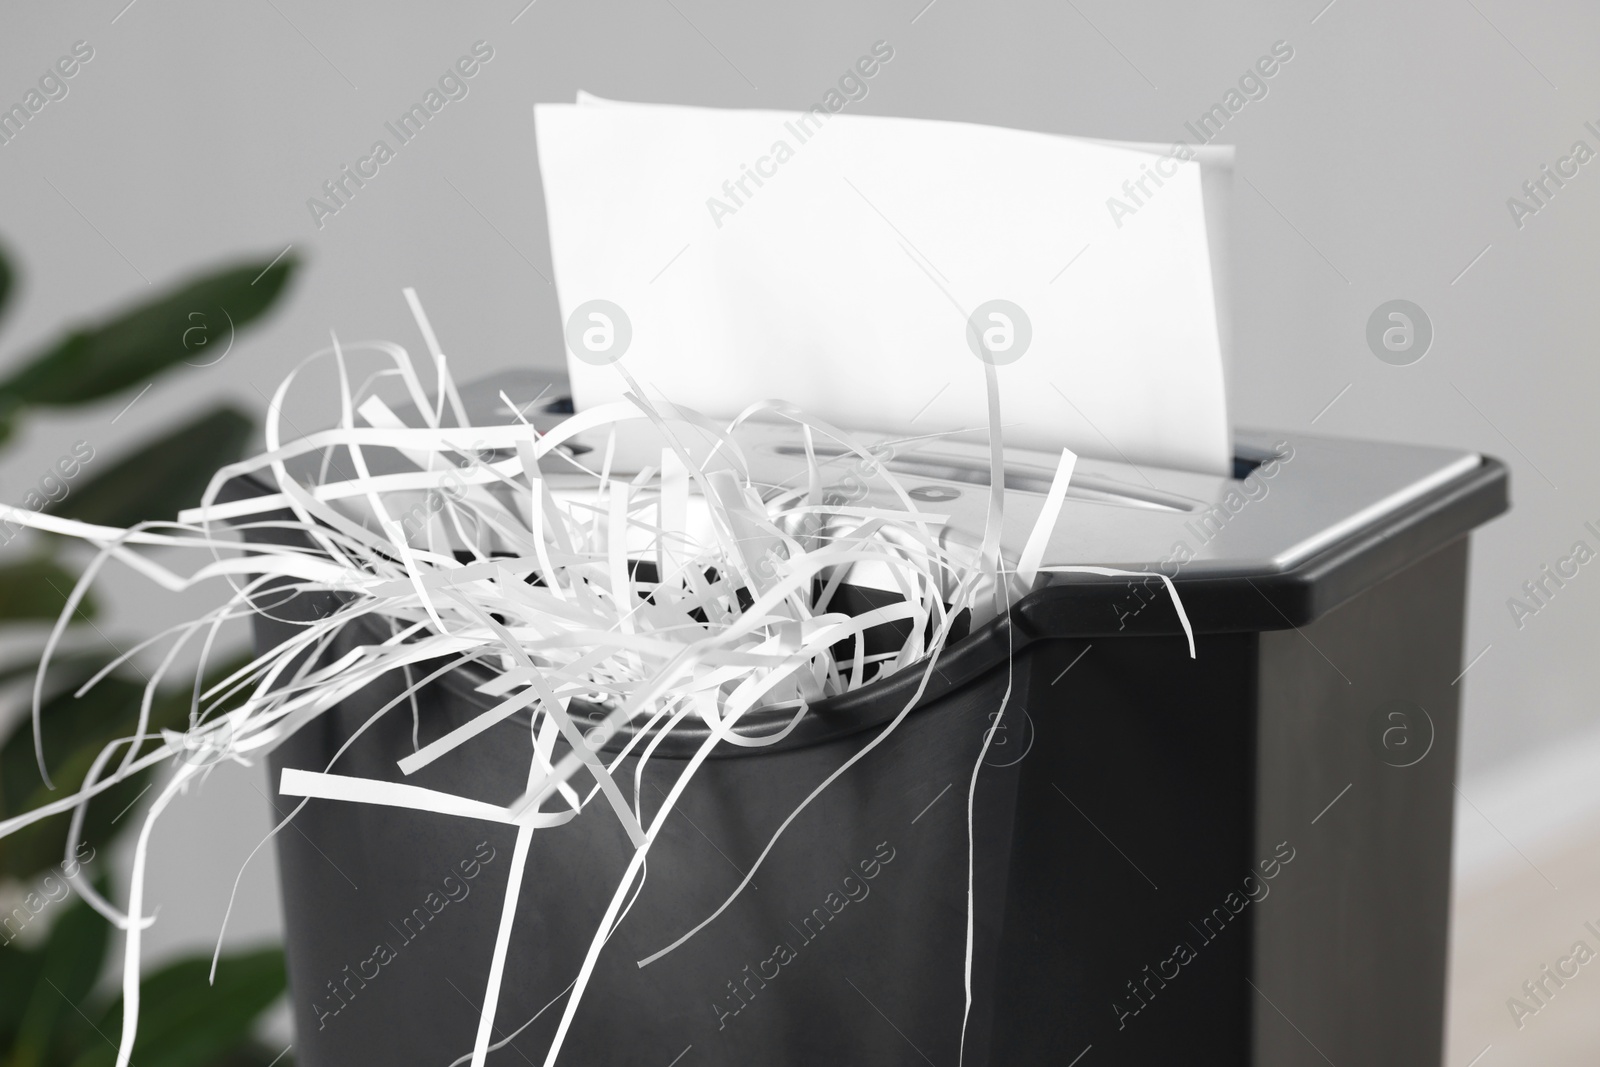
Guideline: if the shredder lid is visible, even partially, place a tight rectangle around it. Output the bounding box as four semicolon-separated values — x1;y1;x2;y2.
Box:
308;367;1507;635
386;370;1505;629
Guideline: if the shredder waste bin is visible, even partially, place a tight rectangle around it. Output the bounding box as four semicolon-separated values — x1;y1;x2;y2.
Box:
236;369;1508;1066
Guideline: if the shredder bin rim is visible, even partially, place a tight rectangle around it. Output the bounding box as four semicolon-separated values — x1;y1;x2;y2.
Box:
1020;453;1509;635
422;453;1504;758
222;448;1506;761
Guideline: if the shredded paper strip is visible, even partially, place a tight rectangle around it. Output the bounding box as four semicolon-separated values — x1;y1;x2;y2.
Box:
0;291;1191;1067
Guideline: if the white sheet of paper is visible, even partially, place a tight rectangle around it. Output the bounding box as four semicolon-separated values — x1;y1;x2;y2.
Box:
535;97;1233;475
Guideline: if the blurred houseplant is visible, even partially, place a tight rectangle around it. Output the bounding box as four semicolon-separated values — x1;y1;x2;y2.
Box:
0;242;298;1067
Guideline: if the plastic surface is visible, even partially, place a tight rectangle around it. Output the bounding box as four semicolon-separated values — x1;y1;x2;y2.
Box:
230;374;1507;1064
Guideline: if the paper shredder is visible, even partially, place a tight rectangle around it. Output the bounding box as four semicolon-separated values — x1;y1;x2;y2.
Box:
239;369;1508;1066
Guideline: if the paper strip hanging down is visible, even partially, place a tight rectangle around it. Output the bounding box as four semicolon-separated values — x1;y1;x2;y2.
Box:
535;95;1235;476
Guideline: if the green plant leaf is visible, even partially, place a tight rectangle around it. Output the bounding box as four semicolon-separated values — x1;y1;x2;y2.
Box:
0;654;251;881
4;893;111;1065
0;238;14;330
186;1044;295;1067
0;557;96;622
0;254;297;410
50;407;254;528
0;672;148;883
71;949;286;1067
0;929;46;1052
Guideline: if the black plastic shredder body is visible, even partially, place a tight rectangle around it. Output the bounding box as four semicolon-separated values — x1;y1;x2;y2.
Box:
235;372;1509;1067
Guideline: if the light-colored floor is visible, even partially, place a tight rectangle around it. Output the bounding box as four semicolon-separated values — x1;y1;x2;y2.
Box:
1447;816;1600;1066
1446;732;1600;1067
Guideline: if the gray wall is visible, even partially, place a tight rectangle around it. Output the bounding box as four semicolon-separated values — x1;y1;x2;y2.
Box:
1;0;1595;957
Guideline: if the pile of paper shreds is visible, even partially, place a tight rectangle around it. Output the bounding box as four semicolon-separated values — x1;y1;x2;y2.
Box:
0;293;1188;1067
